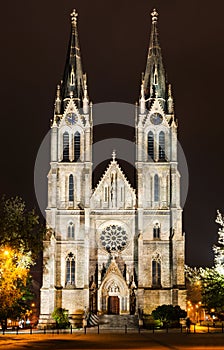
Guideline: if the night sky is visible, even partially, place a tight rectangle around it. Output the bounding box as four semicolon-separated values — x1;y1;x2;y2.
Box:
1;0;224;268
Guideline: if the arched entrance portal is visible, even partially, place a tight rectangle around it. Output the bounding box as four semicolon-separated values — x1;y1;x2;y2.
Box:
98;260;130;315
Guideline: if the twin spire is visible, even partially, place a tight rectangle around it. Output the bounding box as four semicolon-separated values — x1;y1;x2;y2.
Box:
59;9;87;112
55;9;173;116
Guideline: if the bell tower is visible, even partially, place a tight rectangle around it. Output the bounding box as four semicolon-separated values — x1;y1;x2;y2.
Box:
136;9;186;313
39;9;92;325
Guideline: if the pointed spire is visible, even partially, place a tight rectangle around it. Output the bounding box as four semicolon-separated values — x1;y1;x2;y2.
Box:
143;9;166;105
55;84;61;115
83;74;89;114
140;79;146;114
167;84;174;114
61;9;85;110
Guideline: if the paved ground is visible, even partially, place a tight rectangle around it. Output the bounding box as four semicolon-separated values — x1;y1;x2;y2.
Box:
0;332;224;350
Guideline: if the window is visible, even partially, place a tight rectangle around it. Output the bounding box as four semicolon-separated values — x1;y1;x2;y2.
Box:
153;223;160;239
120;186;124;202
159;131;166;161
74;131;80;162
152;260;161;287
68;222;75;239
66;252;75;285
104;186;108;202
69;174;74;201
154;174;159;202
63;132;69;161
148;131;154;160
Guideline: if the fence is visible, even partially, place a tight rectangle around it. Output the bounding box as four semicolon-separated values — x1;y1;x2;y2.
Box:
1;323;224;335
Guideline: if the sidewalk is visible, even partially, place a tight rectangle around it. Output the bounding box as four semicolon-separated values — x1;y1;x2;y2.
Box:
0;331;224;349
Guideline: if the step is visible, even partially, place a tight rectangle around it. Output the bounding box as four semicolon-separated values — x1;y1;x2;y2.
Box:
99;315;139;329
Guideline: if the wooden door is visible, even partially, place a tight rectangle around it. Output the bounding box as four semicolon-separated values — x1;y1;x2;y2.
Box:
108;296;119;314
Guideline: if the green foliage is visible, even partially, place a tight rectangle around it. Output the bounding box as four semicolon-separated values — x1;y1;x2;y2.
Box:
0;195;45;259
152;304;187;326
0;195;45;324
201;269;224;312
0;247;33;322
52;308;70;329
186;266;224;313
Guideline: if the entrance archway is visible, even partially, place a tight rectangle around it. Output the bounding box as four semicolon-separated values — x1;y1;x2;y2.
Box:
108;296;119;314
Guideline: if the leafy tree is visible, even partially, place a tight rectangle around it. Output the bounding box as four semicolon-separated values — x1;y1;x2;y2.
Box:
186;266;224;314
186;210;224;316
0;196;44;259
0;247;33;327
52;308;70;329
0;196;45;326
152;305;186;326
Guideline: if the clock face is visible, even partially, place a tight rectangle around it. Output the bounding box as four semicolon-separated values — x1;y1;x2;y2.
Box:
150;113;163;125
100;224;128;253
66;112;77;125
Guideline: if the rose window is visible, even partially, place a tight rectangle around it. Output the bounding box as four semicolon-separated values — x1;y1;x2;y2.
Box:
100;225;128;252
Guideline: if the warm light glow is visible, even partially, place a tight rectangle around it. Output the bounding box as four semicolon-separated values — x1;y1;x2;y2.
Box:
31;303;35;307
211;308;215;313
4;250;9;256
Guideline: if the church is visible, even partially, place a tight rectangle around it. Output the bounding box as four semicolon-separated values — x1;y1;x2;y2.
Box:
39;9;186;326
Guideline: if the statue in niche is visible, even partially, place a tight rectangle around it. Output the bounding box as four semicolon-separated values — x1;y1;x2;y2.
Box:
130;290;136;315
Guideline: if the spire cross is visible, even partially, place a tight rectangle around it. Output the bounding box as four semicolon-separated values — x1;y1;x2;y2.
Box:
112;150;116;161
71;9;78;27
151;8;158;23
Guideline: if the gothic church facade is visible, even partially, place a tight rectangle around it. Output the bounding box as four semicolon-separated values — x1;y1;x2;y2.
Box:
39;9;186;325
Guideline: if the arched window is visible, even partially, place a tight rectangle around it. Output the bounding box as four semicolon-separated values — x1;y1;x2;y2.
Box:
69;174;74;202
154;174;159;202
104;186;108;202
63;132;69;161
74;131;80;162
68;222;75;239
148;131;154;161
152;260;161;287
159;131;166;161
66;252;75;285
153;223;160;239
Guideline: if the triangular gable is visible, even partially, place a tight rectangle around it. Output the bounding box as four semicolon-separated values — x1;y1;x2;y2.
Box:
59;99;85;128
91;157;136;209
144;98;169;127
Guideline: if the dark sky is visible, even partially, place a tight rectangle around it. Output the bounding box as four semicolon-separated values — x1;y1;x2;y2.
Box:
1;0;224;267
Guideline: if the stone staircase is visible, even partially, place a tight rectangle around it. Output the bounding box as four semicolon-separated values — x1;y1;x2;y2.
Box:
98;315;139;330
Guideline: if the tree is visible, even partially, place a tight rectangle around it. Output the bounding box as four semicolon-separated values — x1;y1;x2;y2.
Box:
152;305;187;326
214;210;224;273
0;196;44;259
0;247;32;327
0;196;45;326
186;210;224;316
52;308;70;329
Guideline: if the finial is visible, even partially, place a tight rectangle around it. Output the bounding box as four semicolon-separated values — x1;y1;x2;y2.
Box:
112;150;116;161
69;90;73;98
151;8;158;23
168;84;172;97
141;80;144;97
71;9;78;27
56;84;61;98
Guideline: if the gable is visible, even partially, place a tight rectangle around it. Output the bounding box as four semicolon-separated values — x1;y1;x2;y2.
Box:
91;158;136;210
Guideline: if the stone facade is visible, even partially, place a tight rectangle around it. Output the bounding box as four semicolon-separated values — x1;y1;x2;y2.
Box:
39;9;186;326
